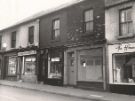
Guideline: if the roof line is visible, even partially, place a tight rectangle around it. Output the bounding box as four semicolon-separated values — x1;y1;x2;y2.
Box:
0;0;84;32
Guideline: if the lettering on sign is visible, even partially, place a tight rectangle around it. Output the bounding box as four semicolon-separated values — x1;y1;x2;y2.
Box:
18;50;36;56
116;43;135;52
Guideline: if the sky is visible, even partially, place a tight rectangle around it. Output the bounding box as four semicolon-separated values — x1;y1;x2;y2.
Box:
0;0;75;30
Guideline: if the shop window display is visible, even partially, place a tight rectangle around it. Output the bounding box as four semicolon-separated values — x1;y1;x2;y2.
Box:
48;50;63;79
113;55;135;83
24;56;36;75
8;57;17;75
48;57;62;79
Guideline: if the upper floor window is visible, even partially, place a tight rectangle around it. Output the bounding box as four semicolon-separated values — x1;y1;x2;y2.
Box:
28;26;34;44
84;9;93;32
11;31;16;48
52;19;60;40
120;8;133;36
0;36;2;50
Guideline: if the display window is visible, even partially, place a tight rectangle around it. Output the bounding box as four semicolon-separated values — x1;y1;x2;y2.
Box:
113;54;135;83
8;57;17;76
24;56;36;75
48;50;63;79
78;49;103;82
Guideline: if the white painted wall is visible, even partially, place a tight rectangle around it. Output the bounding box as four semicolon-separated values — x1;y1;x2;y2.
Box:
105;2;135;43
0;19;39;51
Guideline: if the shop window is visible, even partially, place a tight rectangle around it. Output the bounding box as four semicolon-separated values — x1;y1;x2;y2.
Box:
120;7;133;36
79;54;103;82
24;56;36;75
8;57;17;76
84;9;93;33
48;57;62;79
48;50;63;79
52;19;60;40
28;26;34;44
113;55;135;83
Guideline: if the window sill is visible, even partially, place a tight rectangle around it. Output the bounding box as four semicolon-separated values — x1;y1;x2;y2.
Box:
10;48;17;50
7;75;17;77
81;31;94;37
28;44;35;47
110;83;135;85
117;34;135;39
51;39;60;42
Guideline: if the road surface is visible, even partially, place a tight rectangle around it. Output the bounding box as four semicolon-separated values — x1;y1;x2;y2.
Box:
0;85;95;101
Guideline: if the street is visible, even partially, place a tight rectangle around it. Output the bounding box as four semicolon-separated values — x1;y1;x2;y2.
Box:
0;85;93;101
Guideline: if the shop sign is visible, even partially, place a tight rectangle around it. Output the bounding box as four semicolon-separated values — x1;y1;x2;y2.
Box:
51;57;60;62
18;50;37;56
115;43;135;53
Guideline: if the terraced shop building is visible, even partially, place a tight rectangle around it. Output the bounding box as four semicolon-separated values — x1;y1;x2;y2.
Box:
105;0;135;94
38;0;106;90
0;18;39;83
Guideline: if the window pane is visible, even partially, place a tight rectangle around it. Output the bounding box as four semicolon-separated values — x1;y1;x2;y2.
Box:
55;30;60;39
120;11;125;22
29;26;34;44
54;20;60;29
85;9;93;22
126;9;132;21
86;22;93;32
120;8;132;35
121;23;127;35
52;19;60;40
128;22;133;33
11;31;16;48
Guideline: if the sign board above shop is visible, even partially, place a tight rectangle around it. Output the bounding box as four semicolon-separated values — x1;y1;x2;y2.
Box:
109;42;135;54
18;50;37;56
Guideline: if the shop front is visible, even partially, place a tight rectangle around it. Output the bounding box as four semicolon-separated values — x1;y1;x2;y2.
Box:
44;48;64;86
4;52;18;81
65;46;105;90
18;50;37;83
108;42;135;94
77;48;104;90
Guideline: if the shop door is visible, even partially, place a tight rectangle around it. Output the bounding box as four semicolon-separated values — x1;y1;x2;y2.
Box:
68;52;76;85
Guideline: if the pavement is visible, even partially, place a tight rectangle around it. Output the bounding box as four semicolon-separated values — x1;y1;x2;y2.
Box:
0;80;135;101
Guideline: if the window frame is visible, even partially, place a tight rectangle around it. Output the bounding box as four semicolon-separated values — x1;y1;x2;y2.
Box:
84;9;94;33
52;18;60;40
28;26;34;44
24;56;36;75
119;7;133;36
7;56;17;76
11;31;16;48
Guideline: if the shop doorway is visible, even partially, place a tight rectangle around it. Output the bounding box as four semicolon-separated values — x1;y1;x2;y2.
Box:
77;48;103;89
67;52;76;85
